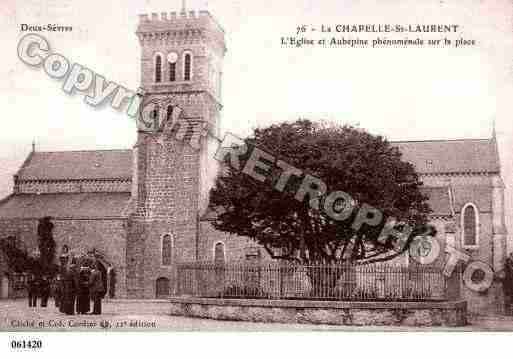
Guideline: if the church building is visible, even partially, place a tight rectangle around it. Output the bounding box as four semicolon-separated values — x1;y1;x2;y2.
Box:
0;10;508;314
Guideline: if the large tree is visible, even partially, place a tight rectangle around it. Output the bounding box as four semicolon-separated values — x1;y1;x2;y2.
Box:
37;216;56;275
210;120;434;267
0;236;40;274
0;217;58;276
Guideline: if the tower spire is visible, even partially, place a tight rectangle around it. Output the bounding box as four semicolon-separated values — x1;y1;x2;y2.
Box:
492;117;496;139
181;0;187;13
31;139;36;153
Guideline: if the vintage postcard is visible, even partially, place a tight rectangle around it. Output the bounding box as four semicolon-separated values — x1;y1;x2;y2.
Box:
1;0;513;351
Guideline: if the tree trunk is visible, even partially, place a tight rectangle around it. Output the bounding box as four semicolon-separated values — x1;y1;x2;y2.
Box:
307;265;354;299
308;266;341;299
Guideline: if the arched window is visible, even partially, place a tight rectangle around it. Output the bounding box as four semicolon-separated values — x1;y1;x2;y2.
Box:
183;53;192;81
169;61;176;82
462;203;479;247
214;242;225;263
156;277;170;298
155;54;162;83
162;234;173;266
151;107;158;120
150;105;159;131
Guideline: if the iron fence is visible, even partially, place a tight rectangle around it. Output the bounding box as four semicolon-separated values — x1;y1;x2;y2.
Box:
176;261;447;301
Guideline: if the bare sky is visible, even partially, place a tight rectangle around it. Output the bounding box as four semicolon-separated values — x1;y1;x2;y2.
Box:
0;0;512;244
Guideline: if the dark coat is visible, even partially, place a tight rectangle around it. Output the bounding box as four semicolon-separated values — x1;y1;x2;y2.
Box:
503;258;513;296
40;278;50;297
63;268;77;293
61;267;78;314
76;268;91;314
89;269;104;295
31;276;42;297
27;276;36;293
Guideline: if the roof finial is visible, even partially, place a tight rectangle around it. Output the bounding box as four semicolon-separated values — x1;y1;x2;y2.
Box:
492;117;496;139
31;139;36;153
181;0;187;13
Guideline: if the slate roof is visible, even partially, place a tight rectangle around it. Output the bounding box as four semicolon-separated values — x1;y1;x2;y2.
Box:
15;137;499;182
0;193;130;219
392;139;500;174
16;150;133;181
3;137;497;221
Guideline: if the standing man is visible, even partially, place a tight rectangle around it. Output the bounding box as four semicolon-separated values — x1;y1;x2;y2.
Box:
89;261;104;315
503;253;513;315
40;276;50;308
76;265;91;314
62;257;78;315
53;274;62;309
33;275;42;308
57;254;68;313
27;273;37;307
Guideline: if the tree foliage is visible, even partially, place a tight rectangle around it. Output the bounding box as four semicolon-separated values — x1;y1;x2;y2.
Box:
0;236;40;274
210;120;434;265
37;216;55;273
0;217;57;276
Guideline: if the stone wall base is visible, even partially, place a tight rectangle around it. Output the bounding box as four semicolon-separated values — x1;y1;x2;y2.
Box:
169;297;468;327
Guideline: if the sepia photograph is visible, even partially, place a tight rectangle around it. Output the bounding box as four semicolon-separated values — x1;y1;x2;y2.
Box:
1;0;513;355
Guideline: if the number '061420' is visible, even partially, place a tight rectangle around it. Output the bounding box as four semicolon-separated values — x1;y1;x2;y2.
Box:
11;340;42;349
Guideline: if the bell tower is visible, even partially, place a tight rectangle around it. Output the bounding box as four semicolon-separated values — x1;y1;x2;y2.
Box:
127;9;226;298
137;9;225;120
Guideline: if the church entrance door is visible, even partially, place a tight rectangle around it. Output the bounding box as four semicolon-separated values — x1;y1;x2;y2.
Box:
83;249;115;298
156;277;170;298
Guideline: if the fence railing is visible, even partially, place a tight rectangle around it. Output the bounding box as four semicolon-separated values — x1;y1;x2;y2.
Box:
176;261;447;301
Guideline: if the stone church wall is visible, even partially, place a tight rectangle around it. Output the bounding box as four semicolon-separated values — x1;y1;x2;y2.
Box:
127;219;198;298
0;219;39;252
0;218;128;298
128;130;204;298
199;221;261;262
420;173;504;314
52;218;128;298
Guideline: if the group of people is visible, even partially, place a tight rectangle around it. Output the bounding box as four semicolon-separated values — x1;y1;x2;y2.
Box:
503;253;513;315
26;274;51;307
27;255;105;315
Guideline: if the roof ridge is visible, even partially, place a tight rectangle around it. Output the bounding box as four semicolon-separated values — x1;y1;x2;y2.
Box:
393;137;500;174
0;193;13;206
391;138;492;143
15;148;36;176
33;148;132;154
